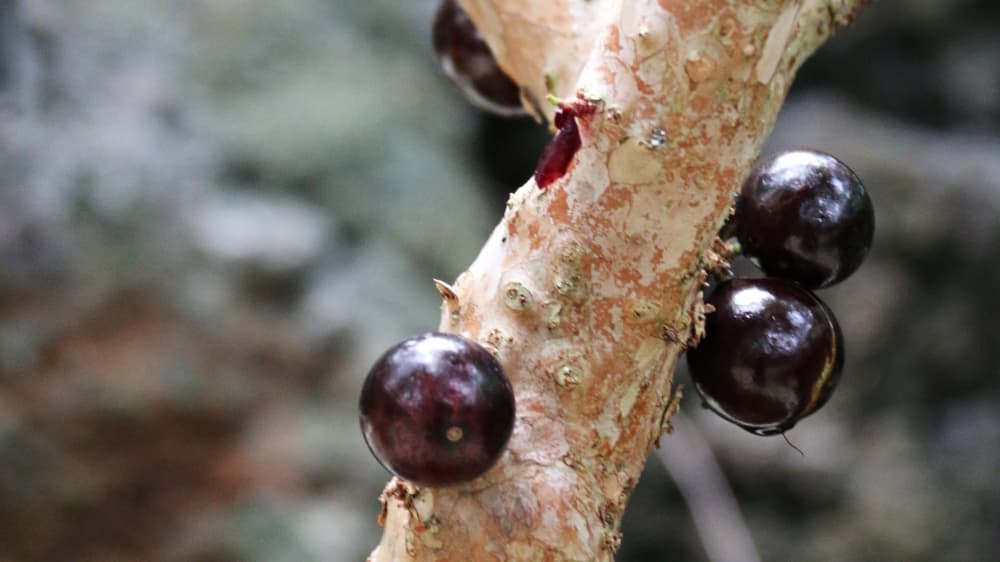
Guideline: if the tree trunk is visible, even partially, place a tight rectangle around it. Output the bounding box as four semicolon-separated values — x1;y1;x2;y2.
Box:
369;1;867;560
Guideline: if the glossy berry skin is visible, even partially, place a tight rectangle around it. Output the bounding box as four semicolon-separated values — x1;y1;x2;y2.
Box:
686;278;844;436
359;332;515;487
736;150;874;289
432;0;525;117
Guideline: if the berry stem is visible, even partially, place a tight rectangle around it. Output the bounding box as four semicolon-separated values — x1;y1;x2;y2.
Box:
371;1;869;560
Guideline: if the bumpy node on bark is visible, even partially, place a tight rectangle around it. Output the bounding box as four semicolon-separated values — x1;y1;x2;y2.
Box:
369;1;867;560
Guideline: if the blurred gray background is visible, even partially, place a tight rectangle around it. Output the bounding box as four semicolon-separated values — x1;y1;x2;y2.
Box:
0;1;997;561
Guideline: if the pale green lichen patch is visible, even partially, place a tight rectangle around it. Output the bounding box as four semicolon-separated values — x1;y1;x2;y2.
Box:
544;301;563;333
618;383;640;420
629;300;660;324
503;281;535;311
556;364;584;387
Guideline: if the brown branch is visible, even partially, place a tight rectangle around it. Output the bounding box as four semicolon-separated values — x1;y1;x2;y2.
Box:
369;1;867;560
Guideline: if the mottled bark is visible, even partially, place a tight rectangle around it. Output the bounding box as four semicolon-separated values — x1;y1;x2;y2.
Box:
369;1;867;560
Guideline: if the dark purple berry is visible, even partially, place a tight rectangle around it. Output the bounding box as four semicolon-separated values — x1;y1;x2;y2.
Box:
735;150;874;288
432;0;525;117
534;105;582;189
359;332;515;486
686;277;843;436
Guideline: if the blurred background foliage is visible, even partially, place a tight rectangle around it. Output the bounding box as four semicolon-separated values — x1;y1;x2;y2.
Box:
0;1;997;560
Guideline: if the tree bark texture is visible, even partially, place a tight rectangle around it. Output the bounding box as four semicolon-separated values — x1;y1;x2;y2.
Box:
370;1;867;560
